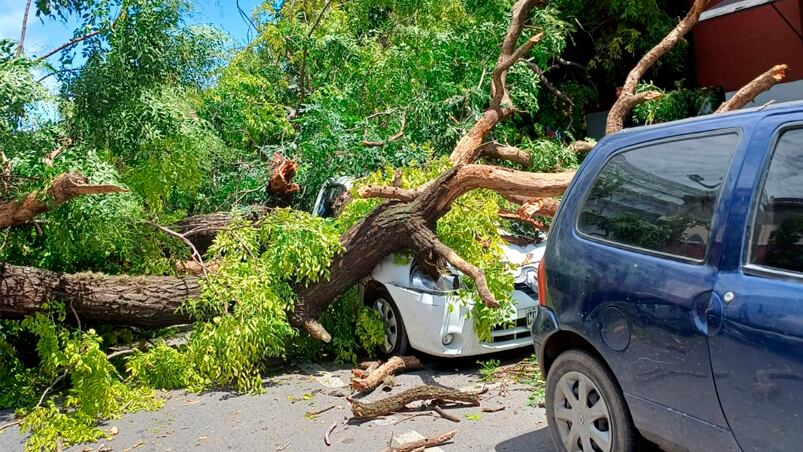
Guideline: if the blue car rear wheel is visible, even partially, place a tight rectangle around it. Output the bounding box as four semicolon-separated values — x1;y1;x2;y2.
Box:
546;350;637;452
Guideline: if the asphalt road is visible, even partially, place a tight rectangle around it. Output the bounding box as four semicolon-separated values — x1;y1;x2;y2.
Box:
0;350;555;452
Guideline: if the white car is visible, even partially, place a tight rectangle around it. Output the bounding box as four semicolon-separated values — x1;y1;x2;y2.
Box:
314;179;544;357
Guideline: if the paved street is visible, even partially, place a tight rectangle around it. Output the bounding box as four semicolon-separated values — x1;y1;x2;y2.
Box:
0;351;555;451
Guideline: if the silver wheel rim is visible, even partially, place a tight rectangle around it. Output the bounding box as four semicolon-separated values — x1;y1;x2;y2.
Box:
553;371;612;452
374;298;398;353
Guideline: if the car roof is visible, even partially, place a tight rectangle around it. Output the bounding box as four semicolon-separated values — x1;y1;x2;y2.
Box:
600;100;803;150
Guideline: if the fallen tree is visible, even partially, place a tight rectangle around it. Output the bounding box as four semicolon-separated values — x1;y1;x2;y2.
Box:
0;0;789;334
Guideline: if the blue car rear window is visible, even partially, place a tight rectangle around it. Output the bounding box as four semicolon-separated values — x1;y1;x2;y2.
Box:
578;132;739;261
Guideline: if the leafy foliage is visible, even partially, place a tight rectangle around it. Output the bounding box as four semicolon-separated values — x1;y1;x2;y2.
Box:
632;82;724;126
1;306;160;451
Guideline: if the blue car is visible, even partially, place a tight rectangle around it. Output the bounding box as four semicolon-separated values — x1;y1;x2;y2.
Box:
532;100;803;452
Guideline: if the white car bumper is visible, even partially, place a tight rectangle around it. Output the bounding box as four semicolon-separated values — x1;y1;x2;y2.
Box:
383;284;538;357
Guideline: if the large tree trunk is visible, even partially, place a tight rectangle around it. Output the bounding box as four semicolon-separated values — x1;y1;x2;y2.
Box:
0;263;195;327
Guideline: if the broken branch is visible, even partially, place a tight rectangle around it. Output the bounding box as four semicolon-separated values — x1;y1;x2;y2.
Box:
383;430;458;452
0;262;195;327
432;404;460;423
352;356;423;394
450;0;544;164
499;210;545;229
268;153;300;196
716;65;789;113
350;385;479;419
422;228;499;308
519;197;560;218
324;421;337;446
357;185;420;202
36;10;126;61
361;112;407;147
0;172;126;230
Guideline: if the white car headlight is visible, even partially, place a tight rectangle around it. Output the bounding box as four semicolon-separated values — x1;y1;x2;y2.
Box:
409;263;460;293
514;265;539;298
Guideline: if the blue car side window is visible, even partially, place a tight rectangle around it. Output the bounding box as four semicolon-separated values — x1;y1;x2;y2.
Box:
749;128;803;274
578;133;739;261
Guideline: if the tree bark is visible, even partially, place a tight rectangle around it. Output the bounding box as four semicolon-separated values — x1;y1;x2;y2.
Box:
0;172;126;230
480;142;532;166
0;263;195;327
173;206;271;254
716;65;789;113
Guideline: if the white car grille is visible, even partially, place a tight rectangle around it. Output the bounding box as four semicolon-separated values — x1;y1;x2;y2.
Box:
484;316;532;344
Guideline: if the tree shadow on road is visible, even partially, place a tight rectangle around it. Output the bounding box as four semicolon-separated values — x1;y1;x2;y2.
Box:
496;426;554;451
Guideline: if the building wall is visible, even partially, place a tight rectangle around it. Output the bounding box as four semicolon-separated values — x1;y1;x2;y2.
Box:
693;0;803;91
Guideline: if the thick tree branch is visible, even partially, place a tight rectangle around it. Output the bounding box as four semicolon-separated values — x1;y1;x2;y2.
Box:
568;140;595;153
480;142;531;166
434;165;575;210
357;186;421;202
492;32;545;109
413;227;499;308
350;385;479;419
0;263;195;327
450;0;544;165
606;0;709;134
384;430;457;452
519;197;560;217
716;65;789;113
0;172;126;229
359;165;573;209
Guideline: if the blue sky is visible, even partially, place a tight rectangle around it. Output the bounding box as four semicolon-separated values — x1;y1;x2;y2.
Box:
0;0;263;58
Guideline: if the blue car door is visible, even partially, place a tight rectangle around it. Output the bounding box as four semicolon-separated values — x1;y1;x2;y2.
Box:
710;113;803;452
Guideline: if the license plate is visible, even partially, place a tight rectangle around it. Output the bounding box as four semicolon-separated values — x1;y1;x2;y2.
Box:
526;308;537;328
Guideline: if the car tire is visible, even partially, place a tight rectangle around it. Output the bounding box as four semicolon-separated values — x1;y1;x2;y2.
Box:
369;292;410;356
545;349;638;452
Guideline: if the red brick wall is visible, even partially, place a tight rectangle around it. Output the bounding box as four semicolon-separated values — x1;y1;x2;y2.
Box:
692;0;803;91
